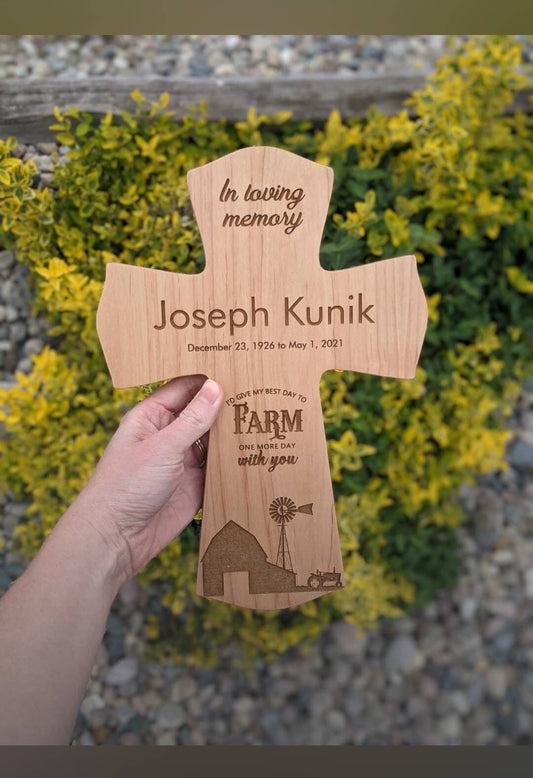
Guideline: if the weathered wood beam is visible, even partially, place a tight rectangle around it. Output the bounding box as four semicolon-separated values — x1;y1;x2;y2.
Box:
1;75;532;143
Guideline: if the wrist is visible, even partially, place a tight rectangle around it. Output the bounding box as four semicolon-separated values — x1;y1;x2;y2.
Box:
56;491;130;598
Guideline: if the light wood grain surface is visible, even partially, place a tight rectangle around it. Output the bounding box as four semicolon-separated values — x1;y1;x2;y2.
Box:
97;146;428;609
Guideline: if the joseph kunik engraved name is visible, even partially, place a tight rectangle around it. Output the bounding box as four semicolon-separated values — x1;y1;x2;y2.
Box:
153;295;375;335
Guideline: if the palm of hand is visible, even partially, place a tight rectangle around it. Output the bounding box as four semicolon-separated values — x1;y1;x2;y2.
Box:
81;376;220;579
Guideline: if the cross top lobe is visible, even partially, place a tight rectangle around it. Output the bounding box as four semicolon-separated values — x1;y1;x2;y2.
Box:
187;146;333;277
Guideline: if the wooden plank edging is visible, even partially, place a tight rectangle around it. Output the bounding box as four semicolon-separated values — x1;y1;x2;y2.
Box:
1;75;532;143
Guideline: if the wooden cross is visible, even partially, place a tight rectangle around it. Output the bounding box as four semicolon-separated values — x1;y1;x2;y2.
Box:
97;146;427;611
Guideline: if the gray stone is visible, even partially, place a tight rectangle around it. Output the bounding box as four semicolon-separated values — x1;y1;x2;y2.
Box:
433;691;455;717
31;155;54;173
0;251;14;271
393;617;416;635
523;411;533;433
156;731;177;746
422;732;446;746
485;667;509;700
12;144;27;159
170;675;196;702
76;730;95;746
486;600;517;620
492;631;515;664
119;732;141;745
106;613;126;636
325;709;347;731
508;438;533;473
2;513;20;535
139;689;162;710
118;578;141;606
224;35;241;52
0;377;16;392
384;635;423;674
128;611;144;634
525;569;533;598
104;658;138;686
36;142;58;155
28;318;46;337
360;43;384;60
85;706;107;729
418;674;439;701
4;504;28;523
460;597;478;622
114;704;136;727
406;696;428;720
50;59;67;74
233;695;255;727
188;56;212;77
492;548;515;566
23;338;44;357
105;633;125;663
307;688;334;719
155;703;185;731
189;729;207;746
327;620;367;660
474;490;503;548
16;357;33;374
467;676;486;708
437;713;462;741
343;688;364;718
6;562;24;580
449;690;470;716
37;172;53;187
516;707;533;737
521;677;533;710
186;696;202;718
9;321;27;343
117;679;137;698
330;659;352;687
459;483;479;513
0;570;11;592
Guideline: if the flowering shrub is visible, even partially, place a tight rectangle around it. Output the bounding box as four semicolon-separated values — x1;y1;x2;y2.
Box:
0;36;531;664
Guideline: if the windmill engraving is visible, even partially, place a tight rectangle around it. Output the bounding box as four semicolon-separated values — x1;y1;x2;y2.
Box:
269;497;314;572
200;495;343;597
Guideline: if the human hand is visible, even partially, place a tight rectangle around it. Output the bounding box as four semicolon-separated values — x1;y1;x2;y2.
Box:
71;375;224;582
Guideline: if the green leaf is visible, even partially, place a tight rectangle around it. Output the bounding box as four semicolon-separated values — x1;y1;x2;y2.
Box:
55;132;75;146
75;123;91;139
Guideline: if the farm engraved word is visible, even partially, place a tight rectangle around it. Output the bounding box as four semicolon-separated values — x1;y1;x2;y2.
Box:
233;402;303;440
96;145;429;611
152;293;375;335
232;399;303;472
219;177;306;234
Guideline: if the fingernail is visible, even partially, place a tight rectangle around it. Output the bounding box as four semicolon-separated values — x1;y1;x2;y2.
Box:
200;378;220;405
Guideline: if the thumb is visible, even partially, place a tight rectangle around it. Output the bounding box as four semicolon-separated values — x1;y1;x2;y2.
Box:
159;378;224;452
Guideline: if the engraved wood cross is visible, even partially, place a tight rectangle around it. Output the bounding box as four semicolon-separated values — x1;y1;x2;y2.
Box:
97;146;427;611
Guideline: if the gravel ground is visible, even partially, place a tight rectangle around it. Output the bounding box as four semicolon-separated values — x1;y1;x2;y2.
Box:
0;35;531;81
1;35;451;79
1;37;533;746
